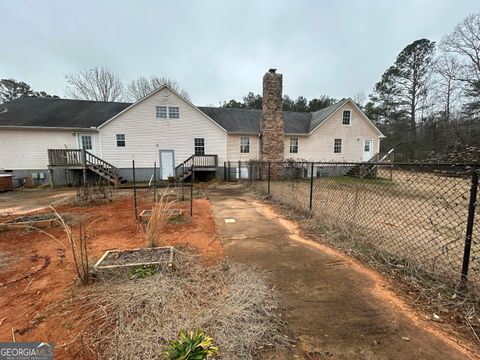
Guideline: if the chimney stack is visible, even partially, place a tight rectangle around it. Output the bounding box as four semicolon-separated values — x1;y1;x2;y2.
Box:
260;69;284;177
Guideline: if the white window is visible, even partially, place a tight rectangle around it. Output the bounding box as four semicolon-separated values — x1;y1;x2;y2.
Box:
289;137;299;153
240;136;250;153
168;106;180;119
116;134;125;147
156;106;167;118
342;110;351;125
334;138;342;153
194;138;205;155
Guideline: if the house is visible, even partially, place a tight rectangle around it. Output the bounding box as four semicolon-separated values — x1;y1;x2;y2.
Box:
0;69;384;186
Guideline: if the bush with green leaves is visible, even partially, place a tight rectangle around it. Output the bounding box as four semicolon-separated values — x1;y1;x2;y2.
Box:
127;265;157;279
163;329;218;360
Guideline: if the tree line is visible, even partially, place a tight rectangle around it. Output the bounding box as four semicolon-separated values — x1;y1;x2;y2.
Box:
0;69;190;104
366;13;480;160
222;93;338;113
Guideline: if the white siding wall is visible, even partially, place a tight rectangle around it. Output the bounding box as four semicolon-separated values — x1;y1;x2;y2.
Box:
0;129;91;169
99;89;227;168
226;134;260;162
284;103;382;162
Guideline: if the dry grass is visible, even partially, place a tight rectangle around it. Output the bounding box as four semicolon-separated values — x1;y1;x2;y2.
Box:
66;257;289;359
144;194;175;248
0;252;11;270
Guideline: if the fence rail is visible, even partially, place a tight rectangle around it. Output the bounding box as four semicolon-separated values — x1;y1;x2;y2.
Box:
234;160;479;290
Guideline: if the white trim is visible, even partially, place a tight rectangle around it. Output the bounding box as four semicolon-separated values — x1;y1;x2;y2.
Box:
97;84;228;133
309;99;384;137
341;109;352;126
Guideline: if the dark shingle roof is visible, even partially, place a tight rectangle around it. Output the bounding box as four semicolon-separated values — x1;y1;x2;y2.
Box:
0;97;131;128
198;107;314;134
0;96;348;134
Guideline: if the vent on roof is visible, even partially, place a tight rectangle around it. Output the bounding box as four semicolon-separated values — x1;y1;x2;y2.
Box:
268;68;277;73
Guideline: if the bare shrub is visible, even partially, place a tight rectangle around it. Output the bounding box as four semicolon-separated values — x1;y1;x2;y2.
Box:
144;194;175;248
75;180;115;206
67;259;289;359
52;207;90;284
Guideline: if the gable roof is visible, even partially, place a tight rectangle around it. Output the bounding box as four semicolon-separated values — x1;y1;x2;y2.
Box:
97;84;227;132
0;97;131;129
0;95;383;137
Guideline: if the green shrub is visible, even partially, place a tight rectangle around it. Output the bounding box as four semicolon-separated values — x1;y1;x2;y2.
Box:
163;329;218;359
127;265;157;279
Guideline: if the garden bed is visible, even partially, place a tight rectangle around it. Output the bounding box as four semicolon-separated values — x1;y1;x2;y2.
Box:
0;213;63;231
94;246;175;273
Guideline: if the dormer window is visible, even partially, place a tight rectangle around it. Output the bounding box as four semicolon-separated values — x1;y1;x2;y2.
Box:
342;110;351;125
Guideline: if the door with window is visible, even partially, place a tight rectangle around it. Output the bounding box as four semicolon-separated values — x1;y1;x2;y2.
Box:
78;133;94;154
159;150;175;180
362;140;373;161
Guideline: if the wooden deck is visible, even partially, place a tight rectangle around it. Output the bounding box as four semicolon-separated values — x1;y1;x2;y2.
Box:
47;149;123;186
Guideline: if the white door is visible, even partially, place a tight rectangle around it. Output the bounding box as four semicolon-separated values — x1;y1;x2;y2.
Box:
78;134;94;154
160;150;174;180
362;140;373;161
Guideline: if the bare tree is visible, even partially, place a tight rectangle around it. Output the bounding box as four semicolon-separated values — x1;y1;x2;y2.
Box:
127;76;190;101
433;53;462;123
65;67;125;102
441;13;480;107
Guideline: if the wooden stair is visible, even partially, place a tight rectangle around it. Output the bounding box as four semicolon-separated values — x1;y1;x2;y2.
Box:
346;149;395;178
47;149;126;186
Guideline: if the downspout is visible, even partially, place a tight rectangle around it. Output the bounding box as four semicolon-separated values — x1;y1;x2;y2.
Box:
98;128;103;158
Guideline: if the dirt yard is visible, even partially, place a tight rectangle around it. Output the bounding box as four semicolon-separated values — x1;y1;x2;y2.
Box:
0;189;223;358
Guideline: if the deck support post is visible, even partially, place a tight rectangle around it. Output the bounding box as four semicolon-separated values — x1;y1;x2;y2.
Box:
48;169;54;188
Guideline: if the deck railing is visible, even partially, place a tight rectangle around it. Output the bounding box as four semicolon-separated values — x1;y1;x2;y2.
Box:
48;149;119;179
48;149;83;166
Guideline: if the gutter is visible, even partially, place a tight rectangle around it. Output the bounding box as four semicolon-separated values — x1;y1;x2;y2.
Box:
0;125;99;132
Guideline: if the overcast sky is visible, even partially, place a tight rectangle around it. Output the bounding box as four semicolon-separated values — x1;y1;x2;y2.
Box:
1;0;478;105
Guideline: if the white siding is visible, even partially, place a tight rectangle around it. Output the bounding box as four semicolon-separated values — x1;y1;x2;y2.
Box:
0;129;83;169
99;88;227;168
284;102;382;162
226;134;260;162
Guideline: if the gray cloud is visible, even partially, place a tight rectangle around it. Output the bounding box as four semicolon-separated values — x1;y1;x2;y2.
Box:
1;0;478;105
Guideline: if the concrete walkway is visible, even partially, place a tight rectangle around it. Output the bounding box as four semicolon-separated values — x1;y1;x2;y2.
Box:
209;184;471;360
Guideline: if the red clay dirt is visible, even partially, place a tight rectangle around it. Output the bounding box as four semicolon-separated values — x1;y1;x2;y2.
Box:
0;194;223;358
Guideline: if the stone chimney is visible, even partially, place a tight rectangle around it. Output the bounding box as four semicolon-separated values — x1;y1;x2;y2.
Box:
260;69;284;175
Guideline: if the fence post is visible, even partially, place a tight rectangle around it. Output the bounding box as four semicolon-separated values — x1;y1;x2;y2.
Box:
132;160;137;220
153;161;157;202
181;164;185;201
190;157;195;216
249;161;253;187
309;162;314;211
238;160;241;181
227;161;231;182
461;168;478;285
224;161;227;181
267;161;271;195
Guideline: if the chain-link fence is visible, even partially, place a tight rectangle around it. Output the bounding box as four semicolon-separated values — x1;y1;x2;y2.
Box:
233;160;480;291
